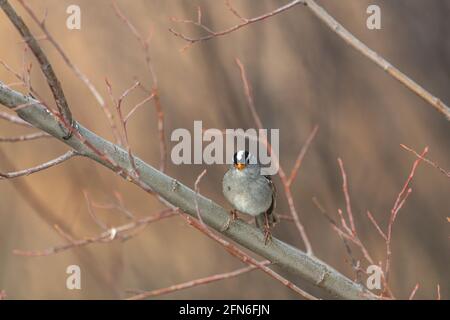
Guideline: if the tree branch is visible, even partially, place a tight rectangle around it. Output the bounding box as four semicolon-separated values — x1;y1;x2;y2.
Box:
0;149;76;179
127;261;271;300
0;131;49;142
182;214;318;300
0;81;376;299
170;0;450;121
0;0;73;130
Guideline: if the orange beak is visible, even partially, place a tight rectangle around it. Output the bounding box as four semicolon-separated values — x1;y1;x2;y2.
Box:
234;163;245;170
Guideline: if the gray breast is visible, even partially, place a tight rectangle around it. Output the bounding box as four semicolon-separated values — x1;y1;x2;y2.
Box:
222;168;273;216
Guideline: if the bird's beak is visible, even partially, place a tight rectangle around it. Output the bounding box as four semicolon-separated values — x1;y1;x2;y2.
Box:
234;163;246;170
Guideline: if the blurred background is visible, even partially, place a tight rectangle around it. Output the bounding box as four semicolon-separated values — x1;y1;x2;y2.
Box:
0;0;448;299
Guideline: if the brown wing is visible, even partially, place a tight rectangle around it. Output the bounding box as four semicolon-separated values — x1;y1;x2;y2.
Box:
264;175;277;225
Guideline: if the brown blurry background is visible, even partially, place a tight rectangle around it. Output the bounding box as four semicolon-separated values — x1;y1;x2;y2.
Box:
0;0;448;299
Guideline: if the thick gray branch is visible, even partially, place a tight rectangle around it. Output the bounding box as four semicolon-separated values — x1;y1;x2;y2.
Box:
0;82;377;300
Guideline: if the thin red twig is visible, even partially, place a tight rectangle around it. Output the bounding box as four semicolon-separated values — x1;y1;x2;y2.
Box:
194;169;208;225
112;1;166;172
366;211;387;241
17;0;106;108
0;150;77;179
287;125;319;187
181;214;318;300
90;192;135;220
0;111;32;127
105;79;141;178
169;0;303;50
408;283;419;300
385;147;428;285
337;158;356;234
312;197;363;283
400;144;450;178
321;160;396;297
0;131;50;142
0;0;73;128
235;58;314;255
13;209;177;256
126;261;271;300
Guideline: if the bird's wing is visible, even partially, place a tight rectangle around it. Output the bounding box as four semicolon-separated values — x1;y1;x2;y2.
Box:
264;175;277;224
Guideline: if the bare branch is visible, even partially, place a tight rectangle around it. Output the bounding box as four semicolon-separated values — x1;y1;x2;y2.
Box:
0;111;31;127
408;283;419;300
0;131;50;142
385;147;428;287
235;58;263;130
84;191;110;231
169;0;304;48
90;192;135;219
400;144;450;178
18;0;106;108
182;214;318;300
287;125;319;187
105;79;141;177
366;211;387;241
235;58;313;255
337;158;356;234
13;209;177;256
15;0;123;144
0;82;377;299
0;150;77;179
303;0;450;120
127;261;271;300
313;197;362;283
0;0;73;129
194;169;208;224
0;59;41;100
124;93;155;123
319;160;397;298
112;1;167;172
173;0;450;120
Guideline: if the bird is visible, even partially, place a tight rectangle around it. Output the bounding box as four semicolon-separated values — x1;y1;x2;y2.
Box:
222;150;277;244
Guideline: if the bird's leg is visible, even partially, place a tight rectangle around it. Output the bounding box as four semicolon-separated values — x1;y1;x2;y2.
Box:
263;212;273;245
221;209;238;232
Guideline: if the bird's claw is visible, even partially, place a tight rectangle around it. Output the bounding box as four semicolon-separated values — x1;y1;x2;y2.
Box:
263;227;273;245
263;212;273;245
221;210;238;232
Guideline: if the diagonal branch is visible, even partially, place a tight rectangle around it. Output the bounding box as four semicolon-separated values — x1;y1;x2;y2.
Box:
182;214;318;300
0;110;32;127
0;0;73;129
0;131;50;142
17;0;106;108
302;0;450;121
169;0;304;50
112;1;167;172
170;0;450;121
400;144;450;178
235;58;314;255
127;261;271;300
0;149;77;179
14;208;177;256
0;81;376;299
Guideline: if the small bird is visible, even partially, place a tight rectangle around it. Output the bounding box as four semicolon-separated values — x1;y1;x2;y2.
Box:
222;150;277;243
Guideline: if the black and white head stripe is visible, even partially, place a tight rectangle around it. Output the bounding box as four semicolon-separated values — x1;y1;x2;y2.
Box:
233;150;254;164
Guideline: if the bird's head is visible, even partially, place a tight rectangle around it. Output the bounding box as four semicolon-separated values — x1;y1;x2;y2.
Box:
233;150;255;171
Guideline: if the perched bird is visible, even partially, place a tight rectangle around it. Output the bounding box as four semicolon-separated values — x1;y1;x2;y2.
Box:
222;150;277;243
